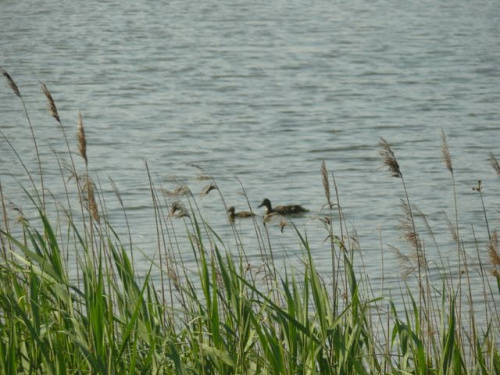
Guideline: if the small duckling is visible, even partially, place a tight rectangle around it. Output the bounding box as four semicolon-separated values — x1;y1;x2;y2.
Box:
227;206;256;221
258;198;308;216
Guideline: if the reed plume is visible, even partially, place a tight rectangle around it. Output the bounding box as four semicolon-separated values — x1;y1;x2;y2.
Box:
40;82;61;123
399;199;423;260
88;191;100;223
190;164;212;181
1;66;21;98
169;201;190;218
378;138;402;178
79;175;100;223
489;231;500;279
389;244;415;278
200;183;218;198
441;130;453;174
77;112;88;167
488;231;500;268
444;212;459;244
196;173;213;181
160;185;191;197
489;152;500;177
321;161;332;208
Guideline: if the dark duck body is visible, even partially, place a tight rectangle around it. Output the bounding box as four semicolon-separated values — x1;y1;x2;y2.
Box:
258;198;308;216
227;206;256;221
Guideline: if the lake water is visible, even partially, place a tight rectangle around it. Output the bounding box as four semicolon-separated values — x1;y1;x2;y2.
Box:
1;0;499;314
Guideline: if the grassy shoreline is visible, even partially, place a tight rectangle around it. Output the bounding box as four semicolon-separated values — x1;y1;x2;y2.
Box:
1;68;499;374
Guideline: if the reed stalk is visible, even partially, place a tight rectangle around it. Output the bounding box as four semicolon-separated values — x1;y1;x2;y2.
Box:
378;138;426;333
1;67;45;207
441;130;464;349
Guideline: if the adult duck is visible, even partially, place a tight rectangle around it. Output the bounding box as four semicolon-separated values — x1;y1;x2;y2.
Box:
258;198;308;216
227;206;256;221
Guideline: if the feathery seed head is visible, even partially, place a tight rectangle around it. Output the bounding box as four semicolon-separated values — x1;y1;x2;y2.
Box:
488;231;500;267
161;185;191;197
378;138;402;178
77;112;88;166
472;180;482;192
200;183;218;198
40;81;60;123
440;130;453;173
321;161;332;208
169;201;190;218
79;175;100;223
0;66;21;98
489;152;500;177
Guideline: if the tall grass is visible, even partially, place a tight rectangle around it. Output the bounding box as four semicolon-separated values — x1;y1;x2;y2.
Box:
1;69;499;374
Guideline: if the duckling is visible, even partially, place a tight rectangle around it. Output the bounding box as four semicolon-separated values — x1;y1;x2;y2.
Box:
227;206;256;221
258;198;308;216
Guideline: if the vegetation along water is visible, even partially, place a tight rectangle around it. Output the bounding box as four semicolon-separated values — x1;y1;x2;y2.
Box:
0;68;499;373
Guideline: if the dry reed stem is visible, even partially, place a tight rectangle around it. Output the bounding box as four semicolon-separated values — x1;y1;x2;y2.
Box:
109;177;123;206
0;66;21;98
2;67;46;208
189;232;201;251
444;212;459;244
166;264;182;293
440;130;453;173
321;161;332;208
378;138;402;178
77;112;88;167
190;164;213;181
489;152;500;177
40;81;60;123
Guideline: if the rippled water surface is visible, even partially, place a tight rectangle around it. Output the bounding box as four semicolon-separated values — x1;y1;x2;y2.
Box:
1;0;499;298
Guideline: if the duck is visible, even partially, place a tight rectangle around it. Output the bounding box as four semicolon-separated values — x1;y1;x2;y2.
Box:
227;206;256;221
258;198;308;216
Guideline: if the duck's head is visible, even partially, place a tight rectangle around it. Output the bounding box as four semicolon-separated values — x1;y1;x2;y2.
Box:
227;206;236;215
258;198;272;212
